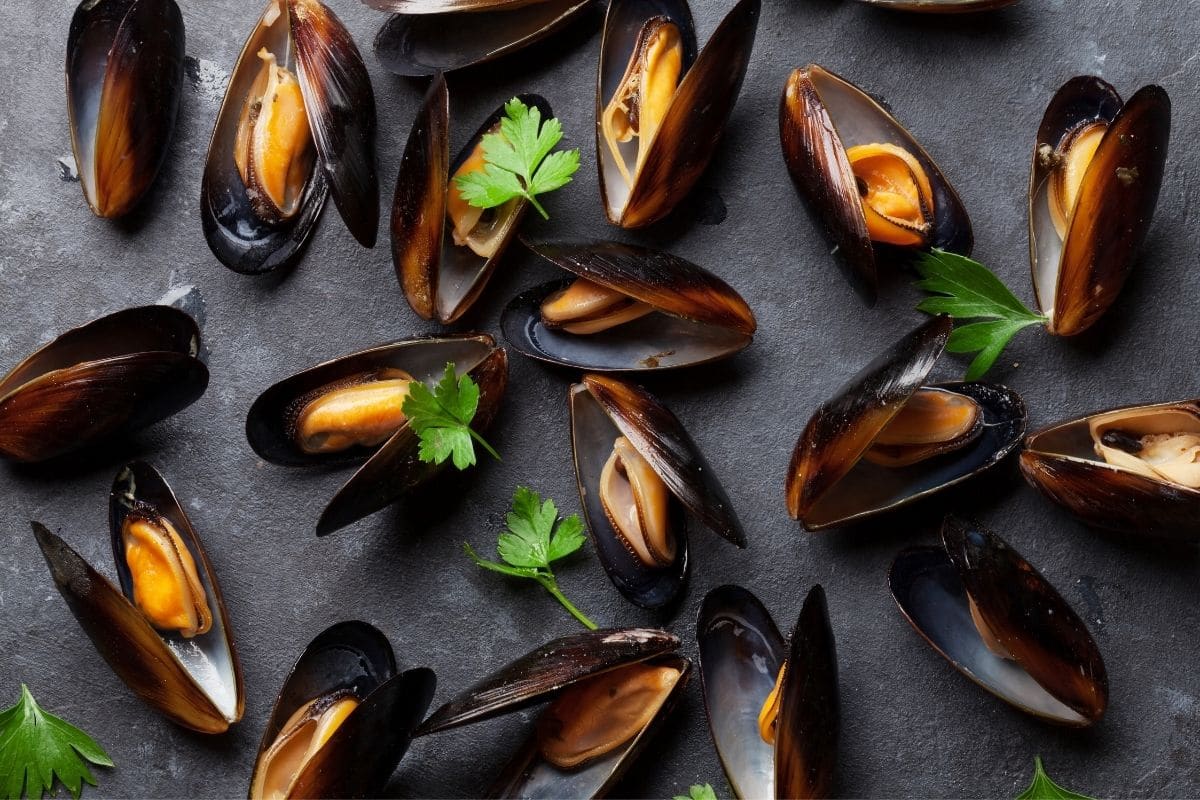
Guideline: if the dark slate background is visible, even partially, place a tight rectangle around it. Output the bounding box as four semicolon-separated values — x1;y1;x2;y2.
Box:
2;0;1198;796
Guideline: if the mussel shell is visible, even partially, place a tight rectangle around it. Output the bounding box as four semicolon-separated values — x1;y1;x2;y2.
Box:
1029;78;1170;336
1019;399;1200;539
363;0;553;11
487;654;692;799
374;0;595;76
501;240;755;372
392;79;546;322
851;0;1018;10
66;0;184;218
597;0;757;228
0;306;208;463
250;621;436;798
571;382;689;608
889;516;1107;726
416;627;679;735
780;65;972;302
201;1;329;274
33;522;237;732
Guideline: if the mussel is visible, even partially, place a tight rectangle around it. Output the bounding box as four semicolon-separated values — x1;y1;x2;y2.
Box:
249;621;435;798
502;240;756;371
597;0;759;228
393;75;550;323
785;316;1026;530
780;65;972;302
850;0;1017;10
246;334;507;535
368;0;596;76
1020;399;1200;539
570;375;744;608
0;306;208;463
66;0;184;218
890;515;1107;726
698;585;838;800
416;628;688;798
32;462;243;733
1028;77;1170;335
202;0;378;274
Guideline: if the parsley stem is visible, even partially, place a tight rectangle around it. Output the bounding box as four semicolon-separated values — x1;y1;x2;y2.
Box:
536;574;597;630
469;429;502;461
525;193;550;221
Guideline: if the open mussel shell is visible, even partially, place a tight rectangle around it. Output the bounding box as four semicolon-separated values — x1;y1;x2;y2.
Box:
373;0;595;76
786;316;1026;530
851;0;1017;11
597;0;759;228
889;516;1108;726
393;77;546;322
250;621;436;798
502;240;756;371
202;0;377;274
1020;399;1200;539
0;306;208;463
66;0;184;218
780;65;972;303
33;470;242;733
245;334;507;535
1029;77;1170;336
570;375;744;608
697;585;838;800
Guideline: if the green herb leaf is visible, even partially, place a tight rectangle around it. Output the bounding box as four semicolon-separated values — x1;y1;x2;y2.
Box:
1015;757;1094;800
0;685;114;800
401;362;499;470
453;97;581;221
465;486;595;629
913;249;1048;380
674;784;719;800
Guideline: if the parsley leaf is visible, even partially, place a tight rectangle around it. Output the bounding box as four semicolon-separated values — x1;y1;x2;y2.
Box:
913;249;1048;381
453;98;580;221
402;362;500;470
674;784;719;800
1015;757;1094;800
0;685;113;800
465;486;595;629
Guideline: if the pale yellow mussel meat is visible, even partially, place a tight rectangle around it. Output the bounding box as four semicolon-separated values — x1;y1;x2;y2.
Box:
968;596;1014;660
1041;121;1107;239
446;126;521;259
845;143;935;248
757;662;787;745
122;515;212;638
1090;409;1200;489
599;436;676;568
536;662;682;769
250;691;360;800
293;369;414;454
601;17;684;188
234;47;314;222
863;389;982;468
540;278;654;335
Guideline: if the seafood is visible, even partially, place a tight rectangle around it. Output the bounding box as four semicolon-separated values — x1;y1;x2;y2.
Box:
851;0;1018;10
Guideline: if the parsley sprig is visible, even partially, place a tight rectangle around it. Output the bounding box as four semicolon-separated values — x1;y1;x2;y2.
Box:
674;784;719;800
914;249;1048;380
1016;757;1094;800
465;487;596;630
0;685;113;800
402;363;500;470
454;98;580;221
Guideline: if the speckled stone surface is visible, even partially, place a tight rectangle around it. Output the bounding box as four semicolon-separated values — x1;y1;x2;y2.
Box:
1;0;1199;796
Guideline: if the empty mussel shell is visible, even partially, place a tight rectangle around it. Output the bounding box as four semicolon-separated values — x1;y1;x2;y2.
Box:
392;76;548;322
1020;399;1200;539
202;0;378;274
570;374;744;608
780;65;972;303
249;621;435;798
0;306;208;463
1029;77;1170;336
371;0;596;76
889;515;1108;726
785;316;1026;530
697;585;838;800
66;0;184;218
32;463;242;733
502;240;756;371
597;0;759;228
246;334;507;535
416;628;687;798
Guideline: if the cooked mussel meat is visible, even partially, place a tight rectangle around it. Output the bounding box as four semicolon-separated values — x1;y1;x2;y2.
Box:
846;143;933;247
121;513;212;638
1089;408;1200;488
251;690;360;799
862;387;982;468
445;123;523;259
291;368;413;454
600;436;676;567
